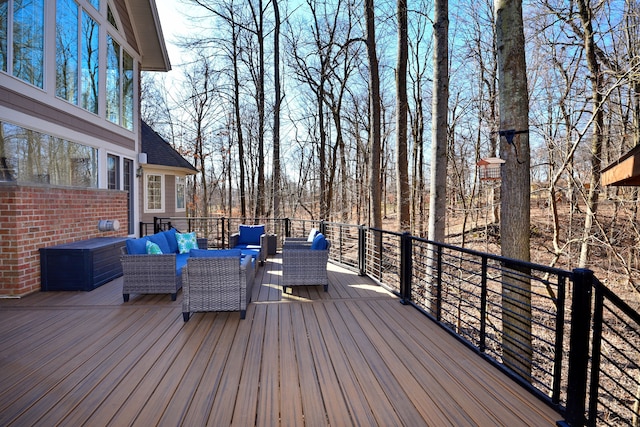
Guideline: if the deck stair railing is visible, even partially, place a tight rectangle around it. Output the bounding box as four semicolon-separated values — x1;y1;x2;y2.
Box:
146;217;640;426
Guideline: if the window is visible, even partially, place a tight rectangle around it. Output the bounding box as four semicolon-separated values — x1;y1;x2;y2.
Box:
106;5;117;29
2;0;45;87
0;121;97;187
107;153;119;189
106;34;134;130
146;174;163;212
106;35;120;124
0;2;7;72
56;0;79;103
81;9;99;114
122;50;133;130
176;176;185;211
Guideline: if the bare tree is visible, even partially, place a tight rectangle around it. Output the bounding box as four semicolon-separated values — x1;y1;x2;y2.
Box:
272;0;281;220
396;0;409;231
428;0;449;243
365;0;382;230
495;0;532;380
576;0;604;269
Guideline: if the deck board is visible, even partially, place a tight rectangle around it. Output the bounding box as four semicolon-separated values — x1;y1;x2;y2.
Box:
0;255;563;426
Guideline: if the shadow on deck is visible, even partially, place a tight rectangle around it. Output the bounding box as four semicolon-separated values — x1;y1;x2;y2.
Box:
0;255;561;425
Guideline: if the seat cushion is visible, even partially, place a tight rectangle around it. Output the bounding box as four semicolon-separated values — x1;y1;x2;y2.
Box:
311;233;328;250
239;249;260;261
176;253;190;276
189;249;242;258
238;224;265;245
233;243;261;250
125;237;148;255
148;232;172;254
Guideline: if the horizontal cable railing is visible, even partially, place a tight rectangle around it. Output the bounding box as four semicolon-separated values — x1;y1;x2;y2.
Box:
140;216;640;425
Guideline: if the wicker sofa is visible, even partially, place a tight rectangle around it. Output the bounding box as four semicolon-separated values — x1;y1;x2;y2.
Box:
282;233;330;293
182;249;255;321
120;229;207;302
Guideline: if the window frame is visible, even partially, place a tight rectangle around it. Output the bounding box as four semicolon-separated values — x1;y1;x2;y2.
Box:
175;176;186;212
145;173;164;213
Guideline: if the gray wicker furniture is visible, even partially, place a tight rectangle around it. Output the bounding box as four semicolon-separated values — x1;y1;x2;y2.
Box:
282;240;331;293
182;253;255;321
120;231;206;302
229;224;269;265
283;228;318;248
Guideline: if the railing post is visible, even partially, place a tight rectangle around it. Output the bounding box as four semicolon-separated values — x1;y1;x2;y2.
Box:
285;218;290;238
399;232;412;305
561;268;594;427
221;218;226;249
153;217;160;234
358;225;366;276
319;220;327;235
479;257;488;352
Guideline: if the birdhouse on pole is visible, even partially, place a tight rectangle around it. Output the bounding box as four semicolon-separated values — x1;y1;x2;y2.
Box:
477;157;505;181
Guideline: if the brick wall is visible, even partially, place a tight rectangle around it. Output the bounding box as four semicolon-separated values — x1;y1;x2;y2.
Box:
0;183;129;296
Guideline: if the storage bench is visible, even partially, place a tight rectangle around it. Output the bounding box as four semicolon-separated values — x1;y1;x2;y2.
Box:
40;237;127;291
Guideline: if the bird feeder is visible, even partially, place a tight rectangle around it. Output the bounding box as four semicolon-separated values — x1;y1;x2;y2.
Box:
477;157;505;181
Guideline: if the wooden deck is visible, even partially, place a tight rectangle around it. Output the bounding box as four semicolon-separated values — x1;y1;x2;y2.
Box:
0;255;562;426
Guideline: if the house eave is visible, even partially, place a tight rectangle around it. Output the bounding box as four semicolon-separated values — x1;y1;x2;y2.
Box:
601;145;640;186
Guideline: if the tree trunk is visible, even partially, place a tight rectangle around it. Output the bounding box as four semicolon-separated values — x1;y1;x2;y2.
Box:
426;0;449;312
232;24;246;220
365;0;382;231
429;0;449;244
396;0;410;231
495;0;532;381
577;0;603;268
272;0;281;220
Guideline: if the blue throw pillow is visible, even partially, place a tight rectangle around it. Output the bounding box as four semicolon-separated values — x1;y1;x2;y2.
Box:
311;233;328;250
162;228;179;253
238;225;265;245
125;237;148;255
148;232;172;254
189;249;242;258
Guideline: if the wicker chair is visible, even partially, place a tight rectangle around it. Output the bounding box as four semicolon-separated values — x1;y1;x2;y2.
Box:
282;240;331;293
283;228;318;248
229;224;269;265
120;237;207;302
182;254;255;321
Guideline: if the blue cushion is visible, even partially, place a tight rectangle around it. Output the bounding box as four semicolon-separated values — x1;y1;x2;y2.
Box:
125;237;148;255
240;249;259;260
189;249;242;258
148;232;172;254
311;233;328;250
162;228;179;253
176;253;190;276
238;224;265;245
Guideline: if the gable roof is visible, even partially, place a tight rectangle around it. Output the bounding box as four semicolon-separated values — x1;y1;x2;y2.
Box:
127;0;171;71
141;121;197;174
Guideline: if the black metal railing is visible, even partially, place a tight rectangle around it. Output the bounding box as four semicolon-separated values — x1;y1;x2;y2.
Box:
141;216;640;426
